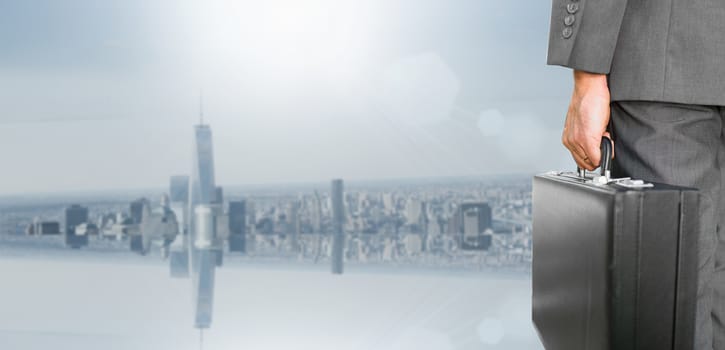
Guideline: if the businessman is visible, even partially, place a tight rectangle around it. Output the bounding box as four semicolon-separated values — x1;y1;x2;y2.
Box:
548;1;725;349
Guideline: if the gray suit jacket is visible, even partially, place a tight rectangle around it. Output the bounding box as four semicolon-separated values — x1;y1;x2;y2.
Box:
548;0;725;105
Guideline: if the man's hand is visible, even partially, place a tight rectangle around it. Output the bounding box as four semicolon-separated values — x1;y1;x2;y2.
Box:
562;70;613;171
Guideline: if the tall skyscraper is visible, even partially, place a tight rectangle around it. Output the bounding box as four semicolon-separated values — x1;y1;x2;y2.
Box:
228;200;246;253
331;179;345;274
186;101;220;329
193;249;216;329
189;124;216;207
188;118;218;268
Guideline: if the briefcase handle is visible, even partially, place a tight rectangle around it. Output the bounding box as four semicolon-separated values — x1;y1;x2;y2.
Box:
577;137;613;179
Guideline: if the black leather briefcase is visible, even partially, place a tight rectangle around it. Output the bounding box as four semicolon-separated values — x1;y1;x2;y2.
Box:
532;139;699;350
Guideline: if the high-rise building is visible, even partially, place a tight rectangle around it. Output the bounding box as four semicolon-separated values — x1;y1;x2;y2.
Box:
450;202;492;235
194;205;215;249
129;198;148;225
213;186;224;204
35;221;61;235
169;176;191;275
190;124;216;207
192;204;218;328
405;198;422;224
286;201;300;236
169;175;190;203
228;201;246;234
450;202;493;250
188;121;219;268
405;198;428;233
286;201;300;250
228;200;246;253
193;249;215;329
185;108;221;328
64;204;89;248
331;179;345;274
187;120;219;262
65;205;88;233
312;191;322;233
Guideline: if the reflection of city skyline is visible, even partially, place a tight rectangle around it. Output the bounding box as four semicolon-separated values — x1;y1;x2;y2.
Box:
0;170;534;348
0;111;533;339
0;2;554;348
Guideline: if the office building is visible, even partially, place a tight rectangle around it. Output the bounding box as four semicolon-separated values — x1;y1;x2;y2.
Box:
213;186;223;204
36;221;61;235
450;202;493;250
450;202;492;235
64;204;89;248
193;250;216;329
189;124;216;207
129;198;148;225
331;179;345;274
228;200;246;253
169;175;190;203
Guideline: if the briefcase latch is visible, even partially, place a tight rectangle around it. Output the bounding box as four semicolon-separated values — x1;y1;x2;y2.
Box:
590;175;653;188
609;178;654;189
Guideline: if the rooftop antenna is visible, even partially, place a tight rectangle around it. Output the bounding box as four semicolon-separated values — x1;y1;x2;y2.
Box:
199;89;204;125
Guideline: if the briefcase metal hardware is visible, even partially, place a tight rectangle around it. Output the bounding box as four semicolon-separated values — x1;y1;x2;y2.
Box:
570;138;653;188
558;171;654;188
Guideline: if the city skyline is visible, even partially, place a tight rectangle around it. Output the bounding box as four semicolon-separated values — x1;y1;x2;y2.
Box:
0;2;551;349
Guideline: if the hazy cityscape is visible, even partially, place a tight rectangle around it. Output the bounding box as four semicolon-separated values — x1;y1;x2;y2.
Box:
0;2;559;349
0;174;533;270
0;118;538;350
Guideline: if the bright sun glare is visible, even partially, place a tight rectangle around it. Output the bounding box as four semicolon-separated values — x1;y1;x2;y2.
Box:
191;0;380;84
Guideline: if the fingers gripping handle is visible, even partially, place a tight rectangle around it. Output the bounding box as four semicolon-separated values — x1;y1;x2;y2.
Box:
577;137;613;179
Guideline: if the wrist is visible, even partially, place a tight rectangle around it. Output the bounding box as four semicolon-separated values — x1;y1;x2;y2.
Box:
573;70;608;90
573;70;609;98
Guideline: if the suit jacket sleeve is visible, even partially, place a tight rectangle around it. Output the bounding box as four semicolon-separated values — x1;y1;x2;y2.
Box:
547;0;628;74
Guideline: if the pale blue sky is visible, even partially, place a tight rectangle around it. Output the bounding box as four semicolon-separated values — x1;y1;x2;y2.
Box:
0;0;574;195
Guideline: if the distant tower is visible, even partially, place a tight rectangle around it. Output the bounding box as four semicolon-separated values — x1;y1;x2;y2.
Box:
187;95;220;330
331;179;345;274
188;97;218;273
